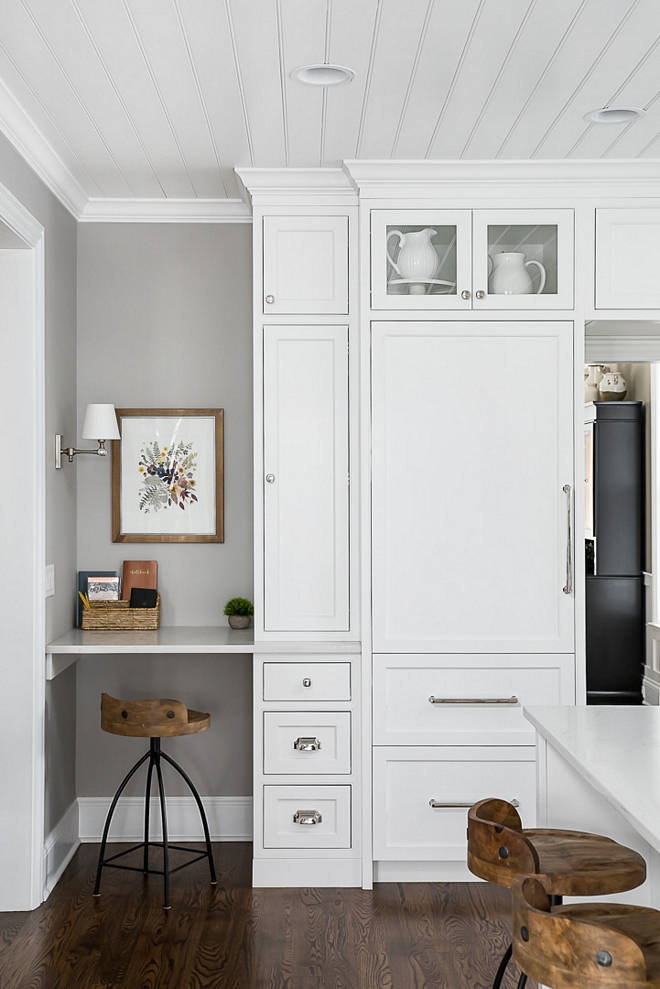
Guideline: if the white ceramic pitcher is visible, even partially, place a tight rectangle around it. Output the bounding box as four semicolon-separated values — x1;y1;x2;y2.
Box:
387;227;443;294
488;252;546;296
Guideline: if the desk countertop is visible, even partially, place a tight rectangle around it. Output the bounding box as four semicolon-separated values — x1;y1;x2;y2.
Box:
525;705;660;854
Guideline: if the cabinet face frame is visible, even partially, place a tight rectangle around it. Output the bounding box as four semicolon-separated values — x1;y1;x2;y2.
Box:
472;208;575;311
370;209;472;310
263;215;349;315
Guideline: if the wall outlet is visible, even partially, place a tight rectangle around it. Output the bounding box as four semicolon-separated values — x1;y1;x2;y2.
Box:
45;564;55;598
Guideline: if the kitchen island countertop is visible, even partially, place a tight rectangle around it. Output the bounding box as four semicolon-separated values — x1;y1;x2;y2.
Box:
524;705;660;854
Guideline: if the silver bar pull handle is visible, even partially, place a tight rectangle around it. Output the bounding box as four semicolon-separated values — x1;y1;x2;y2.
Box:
293;737;321;751
429;798;520;810
563;483;573;595
293;810;322;826
428;695;518;705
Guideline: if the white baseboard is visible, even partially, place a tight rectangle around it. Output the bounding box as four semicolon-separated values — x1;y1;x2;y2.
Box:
253;857;362;887
373;860;480;883
78;795;252;842
44;800;80;899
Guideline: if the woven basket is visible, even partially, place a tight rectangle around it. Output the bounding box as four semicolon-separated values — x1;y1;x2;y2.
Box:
81;594;160;631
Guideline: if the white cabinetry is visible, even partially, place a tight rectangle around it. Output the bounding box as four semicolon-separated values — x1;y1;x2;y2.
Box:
263;215;348;314
254;652;361;886
371;209;573;310
595;209;660;310
263;325;349;632
371;320;575;654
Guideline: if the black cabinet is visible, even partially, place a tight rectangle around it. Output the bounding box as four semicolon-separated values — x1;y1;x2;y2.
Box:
586;401;644;704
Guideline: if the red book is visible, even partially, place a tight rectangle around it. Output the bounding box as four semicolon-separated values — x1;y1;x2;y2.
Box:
121;560;158;601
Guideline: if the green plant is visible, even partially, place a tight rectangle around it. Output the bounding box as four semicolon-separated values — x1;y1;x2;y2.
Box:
224;597;254;617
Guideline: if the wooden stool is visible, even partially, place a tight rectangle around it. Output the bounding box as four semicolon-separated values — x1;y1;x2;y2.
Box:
513;874;660;989
468;798;647;989
93;693;217;909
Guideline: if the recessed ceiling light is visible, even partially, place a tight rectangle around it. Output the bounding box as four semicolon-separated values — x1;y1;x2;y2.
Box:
290;64;355;87
585;106;646;124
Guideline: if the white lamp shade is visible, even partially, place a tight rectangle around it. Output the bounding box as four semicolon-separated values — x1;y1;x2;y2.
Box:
81;404;120;441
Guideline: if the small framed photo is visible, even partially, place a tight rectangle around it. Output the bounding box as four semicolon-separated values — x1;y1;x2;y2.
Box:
87;576;120;601
112;409;224;543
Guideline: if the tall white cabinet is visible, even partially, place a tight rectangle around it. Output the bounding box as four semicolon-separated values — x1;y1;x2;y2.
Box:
237;171;362;887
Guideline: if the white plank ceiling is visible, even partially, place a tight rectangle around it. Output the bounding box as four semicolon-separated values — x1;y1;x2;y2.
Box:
0;0;659;216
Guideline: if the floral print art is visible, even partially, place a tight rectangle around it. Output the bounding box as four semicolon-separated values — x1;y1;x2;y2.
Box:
137;440;199;514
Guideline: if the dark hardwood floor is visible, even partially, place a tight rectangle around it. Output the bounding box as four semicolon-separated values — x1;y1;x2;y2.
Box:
0;843;529;989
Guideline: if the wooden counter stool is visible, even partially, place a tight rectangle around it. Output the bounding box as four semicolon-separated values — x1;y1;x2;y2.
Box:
512;874;660;989
93;693;217;909
468;797;647;989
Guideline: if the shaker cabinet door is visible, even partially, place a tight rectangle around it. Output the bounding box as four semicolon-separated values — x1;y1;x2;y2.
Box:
263;325;350;632
263;215;348;314
596;208;660;309
371;320;575;654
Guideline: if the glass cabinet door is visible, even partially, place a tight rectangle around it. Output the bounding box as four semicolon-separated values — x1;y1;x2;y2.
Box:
472;209;574;310
371;210;472;310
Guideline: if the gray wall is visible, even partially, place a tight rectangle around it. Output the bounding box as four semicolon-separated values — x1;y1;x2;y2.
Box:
76;223;253;796
0;133;78;834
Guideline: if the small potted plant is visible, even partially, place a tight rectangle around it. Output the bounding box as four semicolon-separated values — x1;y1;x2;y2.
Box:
224;597;254;630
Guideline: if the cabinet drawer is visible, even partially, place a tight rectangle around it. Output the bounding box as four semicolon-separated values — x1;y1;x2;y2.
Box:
373;655;573;745
263;785;351;848
373;747;535;861
264;712;351;774
264;662;351;701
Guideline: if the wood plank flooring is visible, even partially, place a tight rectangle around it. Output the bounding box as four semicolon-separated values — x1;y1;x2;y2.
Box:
0;843;530;989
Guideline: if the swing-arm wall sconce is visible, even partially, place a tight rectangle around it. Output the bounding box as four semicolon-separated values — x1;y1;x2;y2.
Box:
55;404;120;469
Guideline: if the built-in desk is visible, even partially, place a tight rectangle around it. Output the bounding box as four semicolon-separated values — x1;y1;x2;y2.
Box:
46;626;255;680
525;705;660;907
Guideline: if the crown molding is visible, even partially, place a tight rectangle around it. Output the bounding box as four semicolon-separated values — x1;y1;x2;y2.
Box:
79;197;252;223
0;77;87;219
235;167;355;207
343;159;660;200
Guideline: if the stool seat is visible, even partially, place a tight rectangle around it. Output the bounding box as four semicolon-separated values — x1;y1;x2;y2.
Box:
101;693;210;738
468;798;646;897
513;875;660;989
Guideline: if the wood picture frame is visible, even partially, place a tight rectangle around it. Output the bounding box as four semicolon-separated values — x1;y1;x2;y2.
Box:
112;408;224;543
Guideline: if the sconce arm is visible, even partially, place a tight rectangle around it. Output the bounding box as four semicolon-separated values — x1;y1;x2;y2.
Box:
55;436;109;469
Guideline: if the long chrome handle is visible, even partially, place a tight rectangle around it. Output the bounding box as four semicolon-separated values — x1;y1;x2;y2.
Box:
429;799;520;809
428;695;518;705
563;483;573;595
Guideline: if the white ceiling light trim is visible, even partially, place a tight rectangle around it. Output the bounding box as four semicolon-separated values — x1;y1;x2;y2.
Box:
290;64;355;86
585;107;646;124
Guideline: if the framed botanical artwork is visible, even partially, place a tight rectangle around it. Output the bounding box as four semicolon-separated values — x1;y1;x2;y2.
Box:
112;409;224;543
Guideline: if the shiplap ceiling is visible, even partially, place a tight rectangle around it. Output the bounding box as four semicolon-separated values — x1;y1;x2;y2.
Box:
1;0;660;219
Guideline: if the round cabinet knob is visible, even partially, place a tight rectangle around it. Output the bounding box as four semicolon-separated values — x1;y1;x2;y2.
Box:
461;290;471;300
302;678;312;687
265;474;275;483
265;295;275;305
475;290;486;299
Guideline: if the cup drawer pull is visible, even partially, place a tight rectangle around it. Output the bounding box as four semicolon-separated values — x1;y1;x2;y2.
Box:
428;695;519;705
293;809;323;826
429;798;519;810
293;737;322;751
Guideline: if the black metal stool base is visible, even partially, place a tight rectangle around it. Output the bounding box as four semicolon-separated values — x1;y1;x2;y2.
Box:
491;894;561;989
93;737;216;908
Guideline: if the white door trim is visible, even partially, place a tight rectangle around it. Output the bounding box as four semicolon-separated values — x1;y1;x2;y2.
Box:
0;178;45;909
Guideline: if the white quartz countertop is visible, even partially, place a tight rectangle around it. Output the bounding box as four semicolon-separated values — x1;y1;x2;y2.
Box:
525;706;660;854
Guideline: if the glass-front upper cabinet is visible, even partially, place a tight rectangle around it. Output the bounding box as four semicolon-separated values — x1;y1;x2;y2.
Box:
371;209;574;310
371;210;472;310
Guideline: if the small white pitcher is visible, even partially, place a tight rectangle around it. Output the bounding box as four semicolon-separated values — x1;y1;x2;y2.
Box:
387;227;452;295
488;252;546;296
